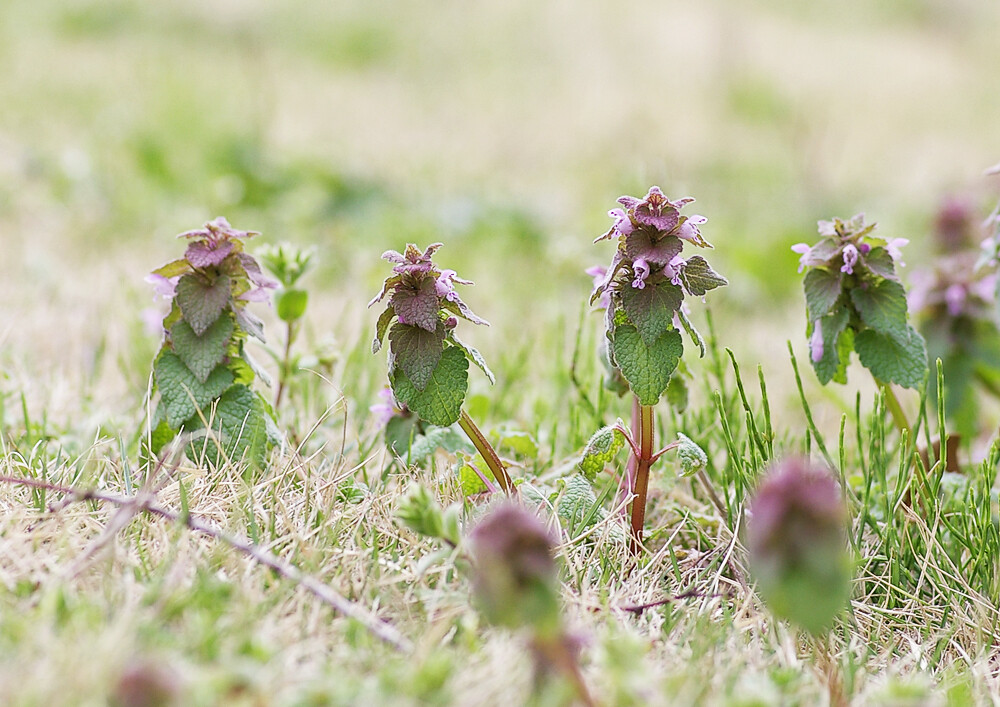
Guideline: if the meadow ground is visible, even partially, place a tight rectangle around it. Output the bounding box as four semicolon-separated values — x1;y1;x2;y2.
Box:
2;0;1000;704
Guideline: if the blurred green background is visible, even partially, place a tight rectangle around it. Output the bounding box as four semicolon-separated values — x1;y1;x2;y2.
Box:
1;0;999;419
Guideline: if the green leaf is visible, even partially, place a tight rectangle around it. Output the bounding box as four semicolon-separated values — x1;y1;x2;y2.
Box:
170;315;235;384
850;279;908;340
458;458;490;495
620;280;684;346
676;433;707;477
154;352;235;429
497;429;539;460
578;426;625;481
803;268;842;320
611;324;683;406
185;385;278;470
676;307;705;358
176;273;232;336
408;425;475;461
372;306;395;354
863;247;896;280
235;307;266;343
854;326;928;390
389;322;446;392
147;406;176;456
391;345;469;427
677;256;728;297
810;307;851;385
665;368;690;412
554;475;601;531
451;333;495;384
151;259;191;279
275;288;308;322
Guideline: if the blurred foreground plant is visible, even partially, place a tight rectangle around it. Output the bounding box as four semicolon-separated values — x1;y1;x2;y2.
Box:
146;217;280;470
370;243;512;491
470;505;597;707
590;187;726;549
746;457;853;635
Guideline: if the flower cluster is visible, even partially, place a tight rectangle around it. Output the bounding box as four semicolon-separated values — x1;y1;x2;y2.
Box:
746;457;852;635
590;187;727;406
793;214;927;389
147;217;279;469
370;243;493;428
791;214;908;276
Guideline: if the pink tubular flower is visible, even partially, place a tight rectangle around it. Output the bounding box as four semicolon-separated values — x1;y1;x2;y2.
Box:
840;244;859;275
944;284;966;317
369;387;400;428
810;320;824;363
885;238;909;267
631;258;651;289
585;265;611;310
607;208;634;237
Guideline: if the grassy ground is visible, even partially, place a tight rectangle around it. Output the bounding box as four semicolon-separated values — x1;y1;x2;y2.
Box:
2;0;1000;704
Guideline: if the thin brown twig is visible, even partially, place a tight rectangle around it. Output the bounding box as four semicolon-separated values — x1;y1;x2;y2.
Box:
0;473;412;652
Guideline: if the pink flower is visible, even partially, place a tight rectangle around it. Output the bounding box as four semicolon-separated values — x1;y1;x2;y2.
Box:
585;265;611;309
631;258;651;289
840;244;859;275
810;320;824;362
885;238;909;267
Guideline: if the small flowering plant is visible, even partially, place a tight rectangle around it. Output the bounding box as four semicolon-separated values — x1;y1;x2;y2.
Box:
371;243;512;491
147;217;280;469
910;204;1000;440
746;457;853;635
792;214;927;391
590;186;726;549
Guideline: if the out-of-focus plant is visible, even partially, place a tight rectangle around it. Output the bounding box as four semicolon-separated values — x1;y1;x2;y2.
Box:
257;242;316;409
910;198;1000;444
746;457;853;635
370;243;513;492
791;214;927;431
470;504;597;707
589;186;727;550
146;217;280;470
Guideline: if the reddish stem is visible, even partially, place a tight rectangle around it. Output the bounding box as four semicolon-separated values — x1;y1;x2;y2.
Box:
628;401;655;553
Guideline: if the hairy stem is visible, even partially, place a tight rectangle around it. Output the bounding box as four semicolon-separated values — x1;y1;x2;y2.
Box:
628;400;655;552
614;397;642;520
458;410;513;493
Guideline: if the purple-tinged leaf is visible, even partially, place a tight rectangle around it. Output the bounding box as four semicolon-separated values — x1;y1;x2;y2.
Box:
620;280;683;346
176;273;231;336
624;231;683;267
389;321;447;391
186;240;234;268
369;274;403;308
391;277;440;332
237;253;279;289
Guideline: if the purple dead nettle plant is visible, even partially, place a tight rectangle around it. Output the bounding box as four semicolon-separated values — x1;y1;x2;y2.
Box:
147;217;280;470
584;187;723;551
370;243;513;492
792;214;928;432
910;197;1000;445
